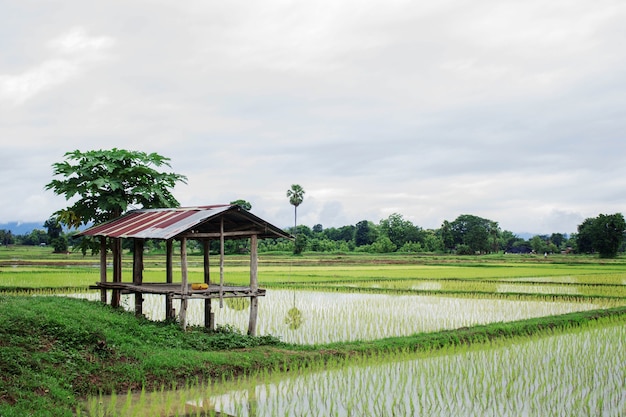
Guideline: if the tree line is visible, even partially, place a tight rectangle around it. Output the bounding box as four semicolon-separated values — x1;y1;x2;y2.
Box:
263;212;625;258
4;148;623;258
4;211;623;259
0;218;72;252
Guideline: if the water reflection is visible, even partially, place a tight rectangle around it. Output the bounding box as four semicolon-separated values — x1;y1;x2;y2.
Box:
284;292;303;330
225;297;250;311
87;386;250;416
284;306;303;330
64;290;604;345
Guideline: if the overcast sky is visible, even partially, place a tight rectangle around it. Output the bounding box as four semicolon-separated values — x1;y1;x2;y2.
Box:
1;1;625;235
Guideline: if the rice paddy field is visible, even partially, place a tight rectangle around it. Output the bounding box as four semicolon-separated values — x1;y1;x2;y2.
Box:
2;246;626;416
86;316;626;417
62;289;620;345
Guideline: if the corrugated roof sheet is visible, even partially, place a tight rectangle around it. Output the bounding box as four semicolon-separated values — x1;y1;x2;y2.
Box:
79;205;292;240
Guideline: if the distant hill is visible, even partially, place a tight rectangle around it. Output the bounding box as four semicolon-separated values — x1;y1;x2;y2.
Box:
0;222;45;235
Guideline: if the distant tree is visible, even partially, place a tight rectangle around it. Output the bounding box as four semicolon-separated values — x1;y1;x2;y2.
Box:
510;240;532;254
439;220;455;252
322;227;340;241
293;225;312;238
577;213;626;258
449;214;494;254
456;244;474;255
398;241;423;253
23;229;48;246
312;224;324;234
371;236;397;253
44;216;68;253
293;234;307;255
422;230;444;252
530;235;548;254
593;221;610;255
355;220;377;246
576;218;596;254
46;149;187;228
286;184;305;239
563;234;577;252
51;236;68;253
379;213;423;250
0;230;13;246
230;199;252;211
335;225;356;242
550;233;565;249
500;230;521;252
44;217;63;240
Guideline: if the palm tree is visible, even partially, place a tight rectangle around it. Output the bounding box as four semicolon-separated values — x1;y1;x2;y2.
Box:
286;184;305;237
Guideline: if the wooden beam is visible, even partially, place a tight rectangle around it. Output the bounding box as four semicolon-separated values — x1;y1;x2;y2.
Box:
219;218;225;308
181;230;260;239
133;239;144;317
100;236;107;304
248;234;259;336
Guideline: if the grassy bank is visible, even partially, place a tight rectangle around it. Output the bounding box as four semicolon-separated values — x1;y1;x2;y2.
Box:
2;295;626;416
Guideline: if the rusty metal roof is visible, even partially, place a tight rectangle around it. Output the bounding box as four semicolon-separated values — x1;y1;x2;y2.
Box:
79;205;292;240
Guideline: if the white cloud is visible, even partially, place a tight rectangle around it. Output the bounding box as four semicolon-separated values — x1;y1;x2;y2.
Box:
0;27;114;104
0;60;78;103
48;27;114;55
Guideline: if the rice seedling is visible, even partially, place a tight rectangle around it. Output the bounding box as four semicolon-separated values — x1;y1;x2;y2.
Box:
344;278;626;298
498;283;582;294
87;317;626;416
255;262;626;284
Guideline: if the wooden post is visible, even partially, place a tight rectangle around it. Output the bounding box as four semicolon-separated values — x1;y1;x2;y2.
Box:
180;237;189;330
219;217;224;308
100;236;107;304
248;234;259;336
133;239;144;317
203;240;213;330
165;239;173;320
111;237;122;308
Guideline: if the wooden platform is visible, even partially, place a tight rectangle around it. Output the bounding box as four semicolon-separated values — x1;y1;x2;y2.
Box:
90;282;266;299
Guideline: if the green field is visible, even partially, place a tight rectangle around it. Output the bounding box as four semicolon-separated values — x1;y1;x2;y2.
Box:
1;246;625;416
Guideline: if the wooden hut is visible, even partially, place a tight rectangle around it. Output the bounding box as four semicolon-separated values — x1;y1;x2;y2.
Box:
79;205;291;334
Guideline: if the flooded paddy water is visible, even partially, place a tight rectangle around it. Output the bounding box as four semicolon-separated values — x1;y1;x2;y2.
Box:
87;320;626;416
67;289;609;345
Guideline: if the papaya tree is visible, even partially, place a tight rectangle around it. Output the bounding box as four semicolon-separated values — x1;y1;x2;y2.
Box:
45;148;187;228
45;149;187;256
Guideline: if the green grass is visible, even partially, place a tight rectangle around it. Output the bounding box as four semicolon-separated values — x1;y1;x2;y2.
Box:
0;295;281;416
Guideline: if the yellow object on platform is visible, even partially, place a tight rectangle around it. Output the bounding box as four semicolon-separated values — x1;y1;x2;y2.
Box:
191;283;208;290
